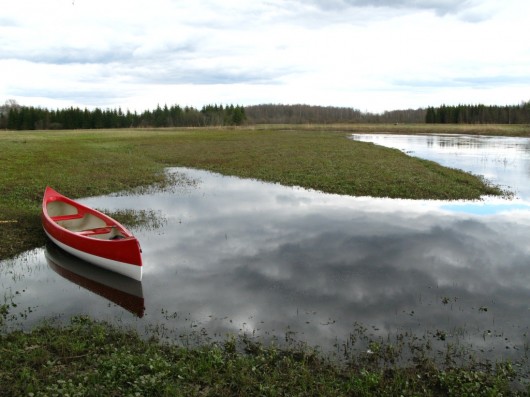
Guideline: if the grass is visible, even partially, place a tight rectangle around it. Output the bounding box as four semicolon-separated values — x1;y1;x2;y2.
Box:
0;124;517;260
0;317;527;397
2;124;530;395
266;122;530;136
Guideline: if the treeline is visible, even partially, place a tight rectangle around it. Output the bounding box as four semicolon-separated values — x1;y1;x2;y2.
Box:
0;103;246;130
2;100;530;130
0;101;427;130
246;103;530;125
244;104;426;124
425;102;530;124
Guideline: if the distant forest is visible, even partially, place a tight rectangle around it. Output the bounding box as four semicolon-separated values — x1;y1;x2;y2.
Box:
425;102;530;124
244;104;426;124
0;102;246;130
1;99;529;130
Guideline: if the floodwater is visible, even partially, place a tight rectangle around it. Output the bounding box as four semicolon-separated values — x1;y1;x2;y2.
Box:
2;133;530;367
352;133;530;200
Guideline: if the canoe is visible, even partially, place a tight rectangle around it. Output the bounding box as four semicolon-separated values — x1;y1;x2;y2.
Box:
41;186;143;281
45;243;145;317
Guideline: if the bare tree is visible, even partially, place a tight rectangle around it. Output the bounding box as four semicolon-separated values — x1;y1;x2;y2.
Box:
0;99;21;129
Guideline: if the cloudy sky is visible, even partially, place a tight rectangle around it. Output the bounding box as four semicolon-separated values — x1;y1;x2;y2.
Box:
1;0;529;113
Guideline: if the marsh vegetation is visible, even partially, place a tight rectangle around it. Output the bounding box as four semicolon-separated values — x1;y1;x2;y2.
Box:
2;124;530;395
0;125;509;259
1;317;525;396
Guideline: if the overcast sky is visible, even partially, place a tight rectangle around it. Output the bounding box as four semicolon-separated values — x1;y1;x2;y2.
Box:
1;0;529;113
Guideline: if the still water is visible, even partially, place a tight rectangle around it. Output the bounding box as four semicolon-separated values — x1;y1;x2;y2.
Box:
352;133;530;200
2;134;530;366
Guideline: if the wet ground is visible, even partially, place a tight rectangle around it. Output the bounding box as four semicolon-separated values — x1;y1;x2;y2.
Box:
2;133;530;367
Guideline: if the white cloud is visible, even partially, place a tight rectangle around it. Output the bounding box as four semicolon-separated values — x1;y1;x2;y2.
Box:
1;0;529;112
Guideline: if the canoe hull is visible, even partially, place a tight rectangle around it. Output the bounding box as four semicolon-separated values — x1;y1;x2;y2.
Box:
44;230;143;281
45;242;145;317
42;187;143;281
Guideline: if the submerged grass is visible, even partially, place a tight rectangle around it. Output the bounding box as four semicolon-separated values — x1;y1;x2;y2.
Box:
2;124;530;395
101;208;168;232
0;125;516;260
0;317;527;397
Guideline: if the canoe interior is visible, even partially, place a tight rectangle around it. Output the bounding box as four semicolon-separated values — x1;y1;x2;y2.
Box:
47;200;126;240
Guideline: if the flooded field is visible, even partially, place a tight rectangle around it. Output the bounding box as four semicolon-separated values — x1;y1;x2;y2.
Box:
352;133;530;199
2;134;530;369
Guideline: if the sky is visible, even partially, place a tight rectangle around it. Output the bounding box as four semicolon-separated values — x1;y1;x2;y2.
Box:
1;0;530;113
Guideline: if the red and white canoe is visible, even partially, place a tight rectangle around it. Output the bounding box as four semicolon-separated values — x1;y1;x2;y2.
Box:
42;186;143;281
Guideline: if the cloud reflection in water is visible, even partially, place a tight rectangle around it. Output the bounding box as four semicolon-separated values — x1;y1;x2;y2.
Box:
88;168;530;357
2;166;530;365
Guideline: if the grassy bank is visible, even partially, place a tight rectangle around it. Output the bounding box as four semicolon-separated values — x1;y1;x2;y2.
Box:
263;123;530;136
0;125;513;260
0;317;526;396
2;124;530;395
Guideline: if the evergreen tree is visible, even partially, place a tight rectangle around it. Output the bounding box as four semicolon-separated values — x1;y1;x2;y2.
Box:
425;107;436;123
232;105;245;125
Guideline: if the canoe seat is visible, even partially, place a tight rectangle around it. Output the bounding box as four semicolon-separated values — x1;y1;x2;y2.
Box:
53;212;106;232
51;214;84;221
77;226;125;240
78;227;113;236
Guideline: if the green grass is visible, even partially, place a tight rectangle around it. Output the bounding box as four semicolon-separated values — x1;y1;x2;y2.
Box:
2;124;530;395
0;317;526;397
0;125;515;260
268;122;530;136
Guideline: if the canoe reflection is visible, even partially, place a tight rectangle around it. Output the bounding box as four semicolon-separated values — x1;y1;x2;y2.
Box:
45;243;145;317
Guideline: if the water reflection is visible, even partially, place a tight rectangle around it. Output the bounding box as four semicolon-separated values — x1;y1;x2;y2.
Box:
1;138;530;367
351;134;530;200
45;243;145;318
